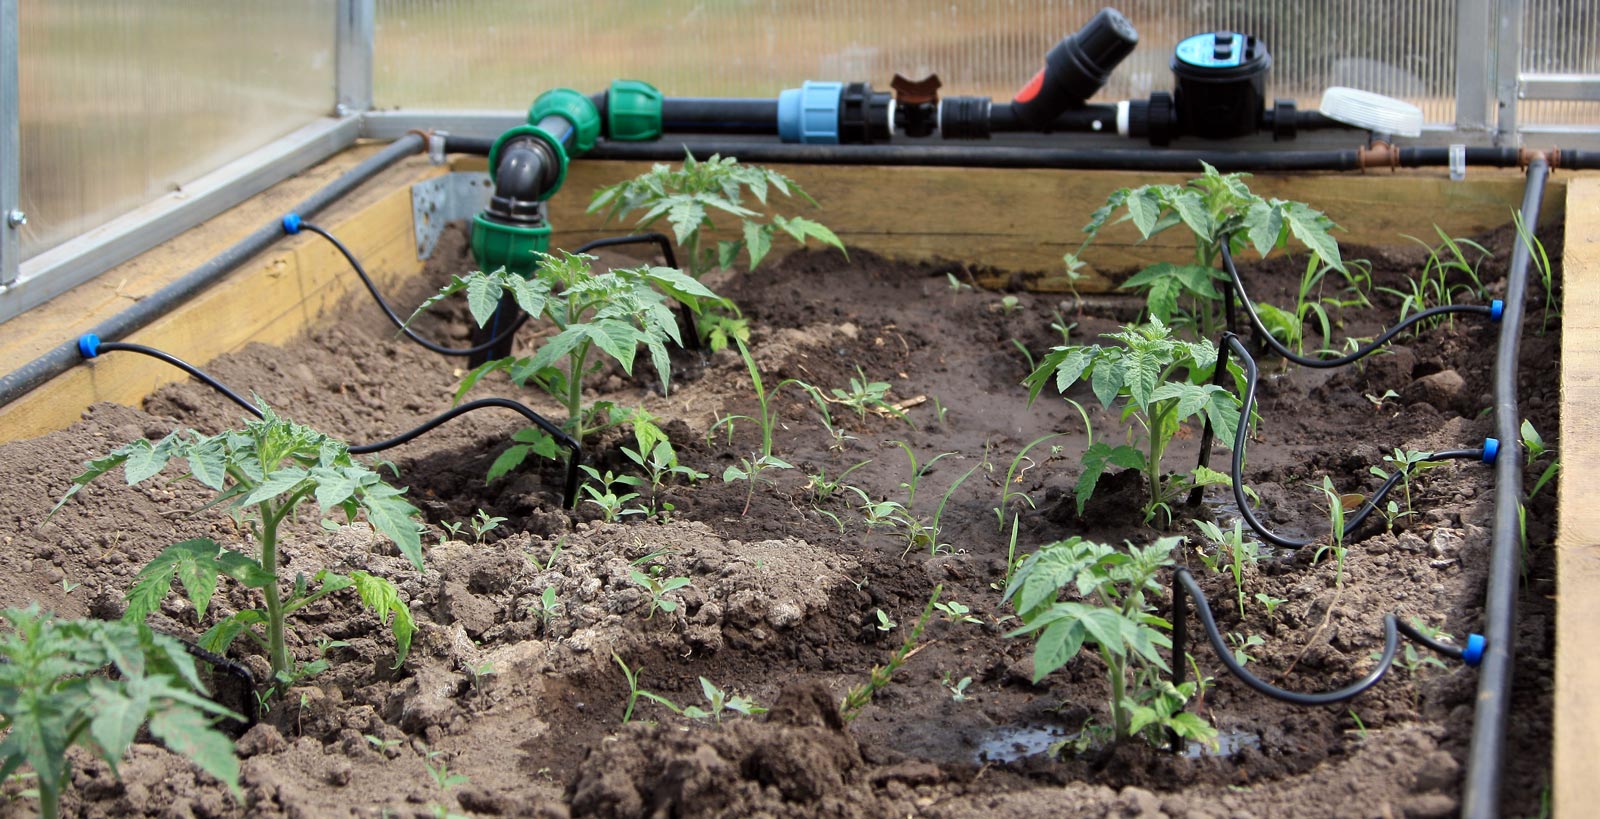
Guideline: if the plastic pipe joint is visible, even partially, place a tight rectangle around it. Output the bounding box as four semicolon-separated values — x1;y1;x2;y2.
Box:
606;80;664;141
529;89;601;154
778;81;844;144
487;125;570;204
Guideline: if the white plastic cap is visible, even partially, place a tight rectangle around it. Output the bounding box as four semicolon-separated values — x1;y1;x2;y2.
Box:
1318;87;1424;137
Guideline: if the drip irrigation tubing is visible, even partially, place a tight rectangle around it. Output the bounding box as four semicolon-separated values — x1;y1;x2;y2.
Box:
296;218;684;360
165;630;260;725
1196;331;1489;549
1170;161;1546;813
297;221;524;357
1464;155;1547;819
1169;567;1478;718
1219;241;1498;368
75;339;581;508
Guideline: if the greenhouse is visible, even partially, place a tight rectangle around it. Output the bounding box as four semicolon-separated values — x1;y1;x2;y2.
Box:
1;2;1596;817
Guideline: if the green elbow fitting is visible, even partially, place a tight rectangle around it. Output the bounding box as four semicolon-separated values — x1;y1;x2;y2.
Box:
529;88;601;154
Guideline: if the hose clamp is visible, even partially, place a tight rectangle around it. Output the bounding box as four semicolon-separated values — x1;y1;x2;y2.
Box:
1449;144;1466;181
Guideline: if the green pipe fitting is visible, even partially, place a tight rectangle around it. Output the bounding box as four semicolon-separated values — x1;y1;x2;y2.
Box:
470;214;551;279
486;124;570;200
529;88;601;154
607;79;663;141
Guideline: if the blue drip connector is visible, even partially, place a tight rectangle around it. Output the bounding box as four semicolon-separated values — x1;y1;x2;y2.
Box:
281;213;302;235
1482;437;1500;464
1462;633;1486;666
777;81;843;144
77;334;101;359
1489;299;1504;321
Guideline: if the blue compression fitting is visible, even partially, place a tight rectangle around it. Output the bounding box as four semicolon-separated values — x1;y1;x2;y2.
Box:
281;213;302;234
77;334;100;359
778;81;843;144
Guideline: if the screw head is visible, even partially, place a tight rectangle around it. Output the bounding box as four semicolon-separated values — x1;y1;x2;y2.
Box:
334;103;352;118
5;209;24;228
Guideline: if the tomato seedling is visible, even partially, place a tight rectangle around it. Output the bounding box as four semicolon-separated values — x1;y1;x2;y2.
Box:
54;406;425;683
1025;319;1243;527
1003;536;1215;749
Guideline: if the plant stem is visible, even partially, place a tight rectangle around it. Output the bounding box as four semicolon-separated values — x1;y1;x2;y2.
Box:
1105;646;1130;742
567;342;592;443
259;500;291;679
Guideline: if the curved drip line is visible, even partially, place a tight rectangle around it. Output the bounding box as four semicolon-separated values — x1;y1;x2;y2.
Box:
83;343;580;508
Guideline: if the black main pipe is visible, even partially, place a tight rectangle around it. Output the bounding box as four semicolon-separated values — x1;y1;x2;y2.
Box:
1463;156;1547;819
661;97;781;135
582;140;1547;172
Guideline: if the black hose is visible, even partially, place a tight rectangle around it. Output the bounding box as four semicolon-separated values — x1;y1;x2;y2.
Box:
0;134;429;411
350;397;582;510
1171;567;1400;706
582;140;1548;172
299;222;528;357
78;343;581;508
441;134;495;156
163;630;260;725
1219;240;1494;368
97;342;261;417
661;97;781;135
1463;156;1547;819
1197;331;1484;549
573;232;679;269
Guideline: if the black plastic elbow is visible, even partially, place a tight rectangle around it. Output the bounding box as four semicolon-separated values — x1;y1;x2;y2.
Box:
486;137;561;225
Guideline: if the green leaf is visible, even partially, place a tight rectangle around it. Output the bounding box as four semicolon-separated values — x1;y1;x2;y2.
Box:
147;706;241;799
716;239;743;271
350;571;415;666
124;539;225;623
1285;202;1344;273
360;486;424;572
239;467;309;507
1170;191;1216;243
1079;608;1126;656
1127;187;1162;237
743;220;773;269
87;684;147;768
582;320;642;374
310;467;360;511
122;439;173;485
200;610;266;655
667;199;707;244
487;445;531;483
1032;618;1086;681
184;436;228;492
1243;200;1285;258
464;274;505;327
1090;355;1125;408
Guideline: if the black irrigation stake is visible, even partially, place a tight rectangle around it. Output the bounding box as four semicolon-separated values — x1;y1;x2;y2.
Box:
164;630;261;726
75;337;582;508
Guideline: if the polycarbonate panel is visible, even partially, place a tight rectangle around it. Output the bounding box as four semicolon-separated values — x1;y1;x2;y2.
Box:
17;1;335;259
374;0;1458;123
1521;0;1600;126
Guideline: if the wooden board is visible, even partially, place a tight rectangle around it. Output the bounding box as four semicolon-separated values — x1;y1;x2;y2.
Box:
541;160;1565;292
1555;175;1600;819
0;151;449;443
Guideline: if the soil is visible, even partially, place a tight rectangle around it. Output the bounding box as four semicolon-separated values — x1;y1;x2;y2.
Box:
0;217;1560;819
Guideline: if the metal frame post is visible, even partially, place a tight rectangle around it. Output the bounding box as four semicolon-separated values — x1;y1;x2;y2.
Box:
1495;0;1525;146
1456;0;1495;135
336;0;375;117
1;0;22;287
